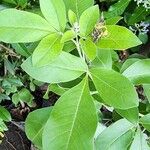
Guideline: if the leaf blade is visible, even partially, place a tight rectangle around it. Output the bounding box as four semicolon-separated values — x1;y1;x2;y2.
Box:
32;33;63;67
40;0;66;32
97;25;142;50
0;9;54;43
21;52;88;83
43;77;98;150
90;68;139;109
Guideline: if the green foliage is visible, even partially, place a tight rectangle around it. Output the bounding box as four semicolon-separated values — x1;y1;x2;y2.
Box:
123;59;150;84
22;52;88;83
25;107;53;149
90;68;139;109
104;0;131;18
95;119;135;150
32;33;63;67
43;77;97;150
0;0;150;149
79;5;100;37
0;9;54;43
130;127;150;150
39;0;66;32
97;25;142;50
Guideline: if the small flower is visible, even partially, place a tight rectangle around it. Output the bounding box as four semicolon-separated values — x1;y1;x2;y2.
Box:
134;0;150;9
73;22;80;33
129;21;150;34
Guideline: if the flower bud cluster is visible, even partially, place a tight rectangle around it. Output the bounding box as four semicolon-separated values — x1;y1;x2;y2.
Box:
129;21;150;34
134;0;150;9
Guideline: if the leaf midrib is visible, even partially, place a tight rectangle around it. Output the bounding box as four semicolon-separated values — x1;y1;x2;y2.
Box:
65;80;87;149
0;26;52;33
92;72;125;101
106;127;133;150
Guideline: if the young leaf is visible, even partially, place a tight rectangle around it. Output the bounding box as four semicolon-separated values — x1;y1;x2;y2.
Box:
122;59;150;84
12;93;20;106
63;0;94;19
32;33;63;67
97;25;142;50
0;106;11;122
0;9;54;43
21;52;88;83
61;30;76;43
68;10;77;26
90;68;139;109
104;0;131;18
18;88;33;104
79;5;100;37
130;128;150;150
115;107;139;124
43;77;98;150
139;114;150;132
40;0;66;32
91;49;112;69
80;38;97;61
95;119;135;150
25;107;52;149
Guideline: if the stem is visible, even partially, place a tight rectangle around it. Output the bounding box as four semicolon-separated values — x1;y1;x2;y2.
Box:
0;44;20;58
72;39;83;59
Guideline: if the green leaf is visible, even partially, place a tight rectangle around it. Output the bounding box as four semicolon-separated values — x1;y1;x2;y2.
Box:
12;93;20;106
21;52;88;83
43;77;98;150
80;38;97;60
18;88;33;104
95;119;135;150
63;0;94;19
2;0;17;4
4;58;15;75
91;49;112;69
122;59;150;84
0;9;54;43
116;107;139;124
143;84;150;103
0;94;10;102
49;84;68;96
68;10;77;26
79;5;100;37
0;106;11;122
0;118;8;132
40;0;66;32
104;0;131;18
127;6;150;25
120;58;140;73
61;30;76;43
32;33;63;67
25;107;52;149
130;128;150;150
139;114;150;132
106;16;122;25
90;68;139;109
11;43;30;57
97;25;142;50
138;33;148;44
63;41;76;52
